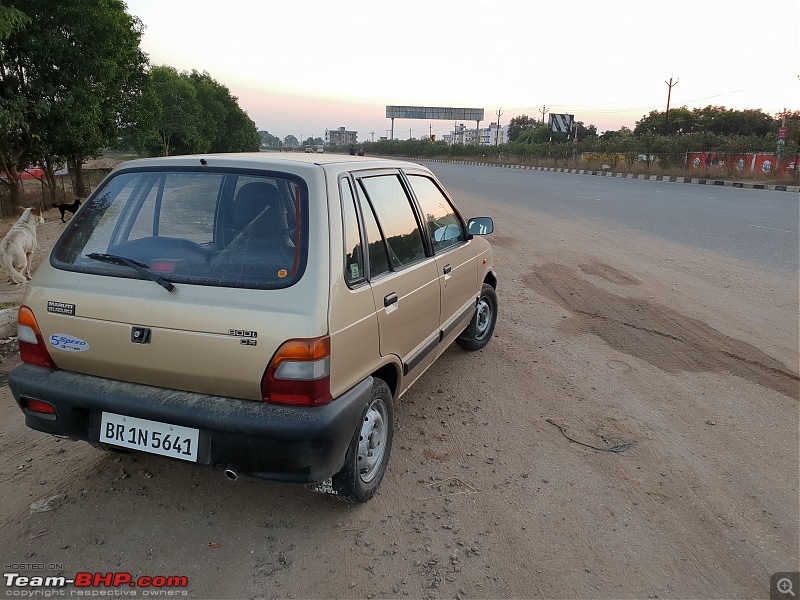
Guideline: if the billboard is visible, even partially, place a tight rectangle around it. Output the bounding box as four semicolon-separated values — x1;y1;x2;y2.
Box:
386;106;485;121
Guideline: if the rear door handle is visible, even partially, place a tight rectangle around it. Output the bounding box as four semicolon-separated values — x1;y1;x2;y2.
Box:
384;292;398;307
443;264;452;275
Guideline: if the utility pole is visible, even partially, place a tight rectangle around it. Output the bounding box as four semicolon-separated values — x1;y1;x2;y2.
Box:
664;76;679;134
777;106;787;174
539;105;548;127
495;108;503;146
429;123;432;140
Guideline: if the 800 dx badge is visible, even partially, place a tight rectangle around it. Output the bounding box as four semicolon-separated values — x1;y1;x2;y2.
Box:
229;329;257;346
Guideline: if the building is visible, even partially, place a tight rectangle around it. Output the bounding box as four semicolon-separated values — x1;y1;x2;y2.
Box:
480;122;509;146
448;123;479;145
446;122;507;146
325;127;358;146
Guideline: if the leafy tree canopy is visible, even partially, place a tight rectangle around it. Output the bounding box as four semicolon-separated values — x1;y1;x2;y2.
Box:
517;124;551;144
507;114;539;142
131;67;259;156
635;105;776;137
0;5;29;56
575;121;598;141
0;0;147;200
259;130;283;147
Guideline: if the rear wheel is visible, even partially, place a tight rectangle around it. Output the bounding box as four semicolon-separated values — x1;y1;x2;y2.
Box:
456;283;498;351
331;378;394;503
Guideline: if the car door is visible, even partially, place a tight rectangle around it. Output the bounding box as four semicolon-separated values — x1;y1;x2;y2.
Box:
403;172;478;354
355;172;441;383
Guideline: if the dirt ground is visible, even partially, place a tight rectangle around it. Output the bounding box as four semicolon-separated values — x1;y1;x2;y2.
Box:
0;191;797;599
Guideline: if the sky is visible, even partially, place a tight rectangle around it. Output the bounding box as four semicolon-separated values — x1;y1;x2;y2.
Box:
123;0;799;142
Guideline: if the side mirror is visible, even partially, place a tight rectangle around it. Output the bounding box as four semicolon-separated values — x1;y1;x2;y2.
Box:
467;217;493;236
433;224;462;243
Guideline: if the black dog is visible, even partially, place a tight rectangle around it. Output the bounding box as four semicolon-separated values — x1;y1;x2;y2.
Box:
52;199;82;223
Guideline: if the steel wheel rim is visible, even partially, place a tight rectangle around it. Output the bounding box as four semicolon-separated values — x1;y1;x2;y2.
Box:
357;398;388;483
475;298;492;340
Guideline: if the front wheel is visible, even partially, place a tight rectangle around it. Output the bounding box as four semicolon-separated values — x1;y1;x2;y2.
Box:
456;283;498;351
331;378;394;503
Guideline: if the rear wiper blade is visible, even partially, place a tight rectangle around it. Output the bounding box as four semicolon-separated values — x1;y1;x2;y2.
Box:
86;252;176;292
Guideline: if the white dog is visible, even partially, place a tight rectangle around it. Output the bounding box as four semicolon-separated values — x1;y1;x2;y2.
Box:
0;207;45;284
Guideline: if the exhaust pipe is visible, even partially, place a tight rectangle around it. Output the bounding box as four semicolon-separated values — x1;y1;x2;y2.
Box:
224;468;238;481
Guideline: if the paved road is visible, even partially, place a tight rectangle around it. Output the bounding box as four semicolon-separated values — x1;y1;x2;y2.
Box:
423;162;800;273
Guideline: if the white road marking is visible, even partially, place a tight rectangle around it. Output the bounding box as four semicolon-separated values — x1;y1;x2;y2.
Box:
673;192;716;199
749;224;795;234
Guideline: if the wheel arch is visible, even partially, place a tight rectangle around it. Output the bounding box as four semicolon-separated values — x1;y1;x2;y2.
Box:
371;360;401;399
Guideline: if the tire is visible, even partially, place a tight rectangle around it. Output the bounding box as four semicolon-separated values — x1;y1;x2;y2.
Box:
331;378;394;503
456;283;498;351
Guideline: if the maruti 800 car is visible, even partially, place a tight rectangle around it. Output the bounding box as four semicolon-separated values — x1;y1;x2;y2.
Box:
10;153;497;502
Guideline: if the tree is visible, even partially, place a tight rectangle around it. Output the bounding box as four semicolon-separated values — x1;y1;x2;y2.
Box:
188;70;259;153
284;135;298;148
517;123;550;144
634;106;695;135
0;0;148;203
575;121;598;141
0;5;29;57
698;106;773;136
506;114;539;142
600;125;633;140
130;68;258;157
302;136;323;148
259;130;283;147
216;103;259;153
142;66;204;156
635;105;775;137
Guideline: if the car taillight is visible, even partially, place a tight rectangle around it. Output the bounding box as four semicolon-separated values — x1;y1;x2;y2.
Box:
261;336;332;407
22;398;56;415
17;306;57;369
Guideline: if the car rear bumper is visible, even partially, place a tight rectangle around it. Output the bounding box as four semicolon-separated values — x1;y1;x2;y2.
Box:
9;364;371;484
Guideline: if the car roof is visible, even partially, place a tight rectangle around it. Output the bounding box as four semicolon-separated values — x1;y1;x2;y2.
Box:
111;152;420;173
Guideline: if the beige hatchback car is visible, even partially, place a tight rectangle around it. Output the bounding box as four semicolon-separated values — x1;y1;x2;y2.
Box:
10;153;496;502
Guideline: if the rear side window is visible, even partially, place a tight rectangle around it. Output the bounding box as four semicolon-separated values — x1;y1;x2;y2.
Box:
52;169;308;290
340;178;365;284
359;175;425;270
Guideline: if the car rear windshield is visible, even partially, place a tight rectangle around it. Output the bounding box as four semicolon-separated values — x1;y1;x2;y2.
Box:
51;168;308;290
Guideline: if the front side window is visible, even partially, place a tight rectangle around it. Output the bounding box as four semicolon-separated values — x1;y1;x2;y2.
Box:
359;175;425;270
406;175;465;253
52;169;308;290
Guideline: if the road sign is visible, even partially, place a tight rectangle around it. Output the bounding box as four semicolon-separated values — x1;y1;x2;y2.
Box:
549;114;574;134
778;127;786;140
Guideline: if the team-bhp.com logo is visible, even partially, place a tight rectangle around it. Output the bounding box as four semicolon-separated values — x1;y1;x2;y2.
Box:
4;572;188;596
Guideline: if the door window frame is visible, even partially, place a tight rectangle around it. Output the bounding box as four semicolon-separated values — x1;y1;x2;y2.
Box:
400;169;469;256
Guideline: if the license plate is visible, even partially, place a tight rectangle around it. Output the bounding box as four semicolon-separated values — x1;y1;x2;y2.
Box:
100;412;199;462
